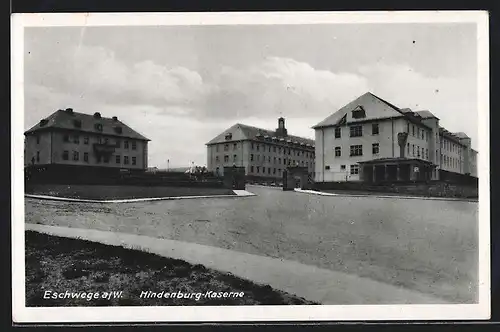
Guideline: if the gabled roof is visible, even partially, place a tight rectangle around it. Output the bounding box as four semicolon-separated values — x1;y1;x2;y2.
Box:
312;92;432;129
415;110;439;120
24;109;150;141
206;123;315;147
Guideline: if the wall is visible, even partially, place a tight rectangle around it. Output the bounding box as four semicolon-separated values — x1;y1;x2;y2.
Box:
25;131;52;166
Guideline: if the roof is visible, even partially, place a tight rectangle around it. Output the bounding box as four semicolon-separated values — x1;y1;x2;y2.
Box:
312;92;433;130
414;110;439;120
24;109;150;141
357;157;434;165
206;123;315;148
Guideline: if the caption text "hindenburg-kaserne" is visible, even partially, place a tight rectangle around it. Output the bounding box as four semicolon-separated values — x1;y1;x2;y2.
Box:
140;290;245;301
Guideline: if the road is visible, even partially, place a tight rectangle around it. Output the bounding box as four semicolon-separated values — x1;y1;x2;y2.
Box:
25;185;478;303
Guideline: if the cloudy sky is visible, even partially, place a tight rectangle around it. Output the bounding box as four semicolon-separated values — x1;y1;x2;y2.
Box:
24;23;478;168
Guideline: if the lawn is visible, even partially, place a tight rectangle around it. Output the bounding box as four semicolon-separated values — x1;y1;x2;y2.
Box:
25;231;316;306
25;184;235;200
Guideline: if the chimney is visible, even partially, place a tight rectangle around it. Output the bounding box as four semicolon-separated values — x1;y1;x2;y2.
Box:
112;116;118;121
93;112;101;119
65;108;74;114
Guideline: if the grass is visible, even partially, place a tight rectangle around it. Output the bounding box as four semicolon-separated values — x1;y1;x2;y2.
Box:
25;231;316;306
25;184;235;200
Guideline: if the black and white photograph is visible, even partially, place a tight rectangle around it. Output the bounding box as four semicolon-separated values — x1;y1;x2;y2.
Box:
11;11;490;322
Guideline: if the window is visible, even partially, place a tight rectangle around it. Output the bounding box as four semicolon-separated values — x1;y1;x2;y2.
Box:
234;143;237;150
62;150;69;160
340;165;346;170
372;143;380;155
250;166;254;173
288;149;291;155
334;147;341;157
73;151;79;161
124;156;129;165
225;133;232;140
115;139;121;148
63;134;69;142
273;146;277;152
268;146;271;153
94;123;103;132
426;149;428;160
262;167;266;174
36;151;40;162
412;144;415;156
349;125;363;137
352;107;366;119
84;152;89;162
268;168;271;174
325;165;330;170
407;143;410;154
114;126;123;134
421;130;424;140
279;158;281;164
335;127;341;138
372;123;379;135
224;155;229;163
132;157;136;165
256;145;260;151
216;156;220;163
350;145;363;157
216;145;219;152
251;143;254;150
84;136;89;145
132;141;137;150
278;147;282;154
116;155;121;164
274;157;277;164
250;154;254;161
268;156;271;163
412;125;415;136
124;140;129;149
233;154;237;162
257;166;260;173
273;168;276;174
350;164;360;175
73;119;82;128
36;136;40;144
224;144;229;151
417;146;420;158
103;155;110;163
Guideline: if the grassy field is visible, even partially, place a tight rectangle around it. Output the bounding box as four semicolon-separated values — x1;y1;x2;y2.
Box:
25;231;316;306
25;184;235;200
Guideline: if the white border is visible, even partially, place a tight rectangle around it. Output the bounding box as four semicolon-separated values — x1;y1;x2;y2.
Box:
11;11;490;323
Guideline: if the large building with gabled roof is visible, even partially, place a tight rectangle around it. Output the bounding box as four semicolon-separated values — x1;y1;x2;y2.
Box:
206;117;315;180
24;108;150;171
313;92;478;183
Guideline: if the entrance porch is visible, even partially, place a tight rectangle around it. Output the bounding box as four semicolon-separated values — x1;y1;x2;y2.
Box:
358;158;435;183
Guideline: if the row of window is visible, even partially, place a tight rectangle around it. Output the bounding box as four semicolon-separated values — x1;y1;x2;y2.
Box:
249;166;283;176
216;142;314;159
62;150;137;165
335;123;379;139
406;143;429;160
334;144;379;157
408;123;429;141
441;139;461;154
324;164;360;175
215;154;313;167
57;134;137;150
441;154;462;169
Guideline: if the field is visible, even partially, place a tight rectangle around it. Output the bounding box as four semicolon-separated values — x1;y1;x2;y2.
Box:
25;231;315;306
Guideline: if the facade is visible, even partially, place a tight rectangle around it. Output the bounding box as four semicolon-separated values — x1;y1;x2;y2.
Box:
24;108;150;171
313;92;478;183
206;118;315;181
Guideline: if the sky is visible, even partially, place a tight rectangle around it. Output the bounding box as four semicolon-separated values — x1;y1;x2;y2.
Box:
24;23;479;168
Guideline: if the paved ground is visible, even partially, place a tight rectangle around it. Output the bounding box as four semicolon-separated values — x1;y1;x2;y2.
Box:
25;185;478;303
26;224;447;305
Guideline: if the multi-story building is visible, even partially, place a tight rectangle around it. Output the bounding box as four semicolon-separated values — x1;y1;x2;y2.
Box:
24;108;150;171
313;92;478;183
206;118;315;180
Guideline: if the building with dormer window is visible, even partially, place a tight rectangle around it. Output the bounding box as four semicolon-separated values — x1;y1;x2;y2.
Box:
206;117;315;180
313;92;478;183
24;108;150;172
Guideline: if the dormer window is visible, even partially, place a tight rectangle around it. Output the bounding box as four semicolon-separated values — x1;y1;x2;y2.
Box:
39;119;48;127
352;106;366;119
94;123;103;132
114;126;122;134
225;133;232;140
73;119;82;128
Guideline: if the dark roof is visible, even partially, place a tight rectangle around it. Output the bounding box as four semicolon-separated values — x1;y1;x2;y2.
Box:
206;122;315;147
24;109;150;141
415;110;439;120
